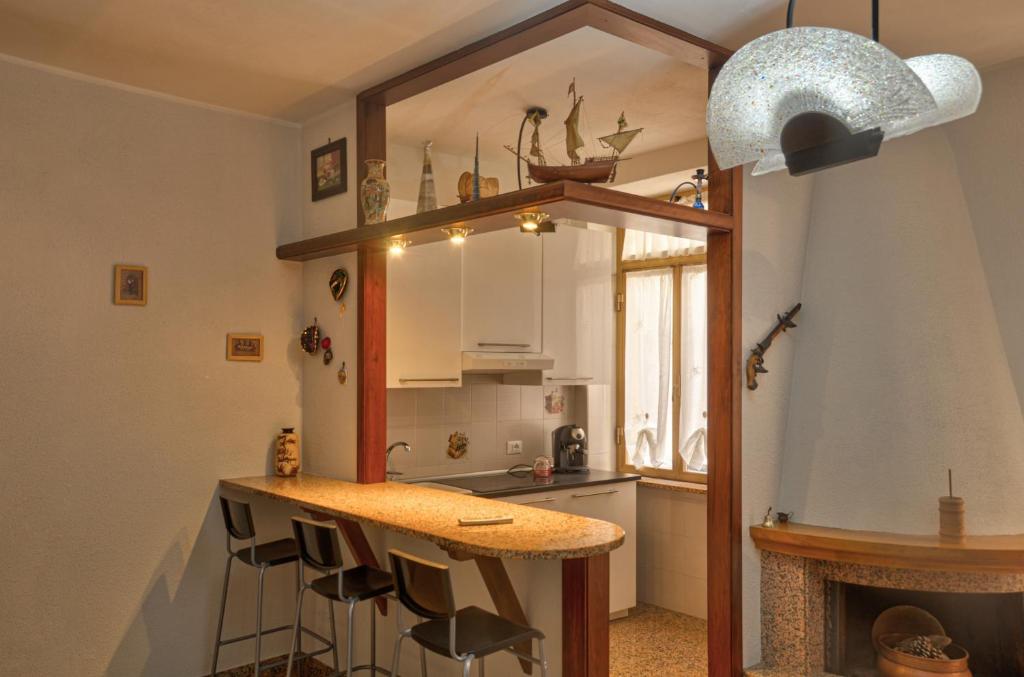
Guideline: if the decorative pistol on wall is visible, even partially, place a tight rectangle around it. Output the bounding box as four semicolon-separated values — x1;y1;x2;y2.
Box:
746;303;802;390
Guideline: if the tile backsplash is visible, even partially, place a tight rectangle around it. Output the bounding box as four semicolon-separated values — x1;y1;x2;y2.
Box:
386;375;579;479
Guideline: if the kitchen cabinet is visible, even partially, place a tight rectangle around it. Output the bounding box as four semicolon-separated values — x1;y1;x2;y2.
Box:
499;480;637;615
387;240;462;388
541;224;615;384
462;228;542;353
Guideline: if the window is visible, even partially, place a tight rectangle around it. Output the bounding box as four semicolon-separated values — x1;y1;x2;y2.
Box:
616;230;708;483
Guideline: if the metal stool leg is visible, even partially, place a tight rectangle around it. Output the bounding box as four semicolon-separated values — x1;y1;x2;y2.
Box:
478;657;485;677
391;629;406;677
420;645;428;677
538;638;549;677
295;563;303;672
329;601;340;672
254;565;266;677
210;555;233;676
285;585;307;677
461;656;473;677
346;601;357;676
369;601;377;674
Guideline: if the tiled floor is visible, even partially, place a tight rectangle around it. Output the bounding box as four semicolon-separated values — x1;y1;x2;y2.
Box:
610;604;708;676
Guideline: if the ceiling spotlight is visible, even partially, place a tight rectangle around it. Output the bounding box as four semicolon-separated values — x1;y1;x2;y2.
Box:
514;211;554;235
442;226;473;245
388;236;410;255
706;0;981;176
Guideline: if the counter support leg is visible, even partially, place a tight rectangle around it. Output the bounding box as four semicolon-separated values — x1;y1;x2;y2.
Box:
473;555;533;675
562;553;609;677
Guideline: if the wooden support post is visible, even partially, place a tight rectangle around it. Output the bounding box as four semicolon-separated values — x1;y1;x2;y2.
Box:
474;556;534;674
562;553;610;677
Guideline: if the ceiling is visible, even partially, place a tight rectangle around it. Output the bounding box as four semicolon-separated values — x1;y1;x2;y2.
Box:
387;28;708;162
0;0;1021;123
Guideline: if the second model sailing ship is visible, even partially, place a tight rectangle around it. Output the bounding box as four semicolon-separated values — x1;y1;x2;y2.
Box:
506;79;643;184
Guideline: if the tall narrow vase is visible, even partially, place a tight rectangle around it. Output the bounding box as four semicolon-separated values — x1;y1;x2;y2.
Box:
416;141;437;213
360;159;390;224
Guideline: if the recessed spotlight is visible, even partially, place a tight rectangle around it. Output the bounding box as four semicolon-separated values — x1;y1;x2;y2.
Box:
514;211;550;234
388;236;410;255
442;226;473;245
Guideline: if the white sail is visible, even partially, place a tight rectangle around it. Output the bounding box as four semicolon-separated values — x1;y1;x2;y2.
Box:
565;96;585;164
598;128;642;154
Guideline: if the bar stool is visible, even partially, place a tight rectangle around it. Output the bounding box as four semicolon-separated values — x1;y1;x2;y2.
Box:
285;516;396;677
388;550;549;677
211;496;331;676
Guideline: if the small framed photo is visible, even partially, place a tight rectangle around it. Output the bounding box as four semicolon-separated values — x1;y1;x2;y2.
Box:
226;334;264;362
114;265;147;305
311;137;347;201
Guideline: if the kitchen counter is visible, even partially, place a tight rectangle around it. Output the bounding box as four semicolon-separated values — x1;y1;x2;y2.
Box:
220;473;625;560
411;468;640;498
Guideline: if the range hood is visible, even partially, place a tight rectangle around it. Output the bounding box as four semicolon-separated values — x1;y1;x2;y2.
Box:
461;351;554;374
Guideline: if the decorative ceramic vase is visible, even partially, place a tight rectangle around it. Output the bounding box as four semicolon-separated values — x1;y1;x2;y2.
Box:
416;141;437;213
360;159;390;224
275;427;300;477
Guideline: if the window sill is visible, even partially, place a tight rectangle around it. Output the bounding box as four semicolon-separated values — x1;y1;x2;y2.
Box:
637;477;708;495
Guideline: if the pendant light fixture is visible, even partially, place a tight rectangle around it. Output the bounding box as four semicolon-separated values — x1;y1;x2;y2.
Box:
707;0;981;176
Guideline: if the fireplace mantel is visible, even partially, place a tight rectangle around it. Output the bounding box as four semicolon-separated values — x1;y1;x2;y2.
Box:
750;521;1024;574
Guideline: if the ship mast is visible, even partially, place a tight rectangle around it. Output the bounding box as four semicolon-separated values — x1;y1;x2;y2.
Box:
564;79;585;165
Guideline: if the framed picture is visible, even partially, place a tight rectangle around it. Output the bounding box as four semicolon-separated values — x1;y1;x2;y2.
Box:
311;137;347;201
114;265;147;305
226;334;264;362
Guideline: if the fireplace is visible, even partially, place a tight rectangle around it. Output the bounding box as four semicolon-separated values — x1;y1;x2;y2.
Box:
825;581;1024;676
746;522;1024;677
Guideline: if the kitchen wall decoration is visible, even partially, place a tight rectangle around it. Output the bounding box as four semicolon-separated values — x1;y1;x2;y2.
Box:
447;431;469;459
275;427;300;477
337;361;348;385
321;337;333;365
226;334;263;361
360;159;390;224
329;268;348;318
746;302;802;390
300;318;320;355
416;141;438;213
544;388;565;414
113;264;147;305
310;137;347;202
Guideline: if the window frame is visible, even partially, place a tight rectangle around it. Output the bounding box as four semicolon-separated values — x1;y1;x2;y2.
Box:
615;229;708;483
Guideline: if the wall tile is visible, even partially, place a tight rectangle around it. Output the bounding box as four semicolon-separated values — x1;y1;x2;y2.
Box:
387;389;416;428
495;420;522;459
521;418;545;458
520;385;543;420
468;421;497;464
470;383;497;422
496;384;522;421
415;424;449;467
444;387;471;423
416;389;444;426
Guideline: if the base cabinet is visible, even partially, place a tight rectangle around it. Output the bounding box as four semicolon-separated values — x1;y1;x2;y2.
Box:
499;481;637;615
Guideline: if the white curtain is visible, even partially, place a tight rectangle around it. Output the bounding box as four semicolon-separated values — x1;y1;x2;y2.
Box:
624;268;673;469
679;265;708;473
622;230;704;262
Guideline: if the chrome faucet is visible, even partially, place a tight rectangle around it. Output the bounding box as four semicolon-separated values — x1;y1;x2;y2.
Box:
386;441;412;479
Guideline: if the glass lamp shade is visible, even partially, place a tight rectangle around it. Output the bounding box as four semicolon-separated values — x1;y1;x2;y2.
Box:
885;54;982;139
708;27;937;173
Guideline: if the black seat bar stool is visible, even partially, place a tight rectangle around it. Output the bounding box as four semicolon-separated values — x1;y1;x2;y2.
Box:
211;496;332;676
388;550;549;677
286;516;396;677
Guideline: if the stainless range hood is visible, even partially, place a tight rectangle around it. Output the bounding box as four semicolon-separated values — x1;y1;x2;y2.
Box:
461;351;554;374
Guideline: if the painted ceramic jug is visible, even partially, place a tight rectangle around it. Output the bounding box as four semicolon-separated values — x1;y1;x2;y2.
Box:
275;427;300;477
360;159;390;224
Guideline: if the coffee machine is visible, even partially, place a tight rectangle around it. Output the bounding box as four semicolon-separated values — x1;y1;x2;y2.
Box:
551;424;589;473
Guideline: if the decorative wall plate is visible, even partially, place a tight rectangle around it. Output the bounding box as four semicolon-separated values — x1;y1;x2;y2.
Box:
329;268;348;301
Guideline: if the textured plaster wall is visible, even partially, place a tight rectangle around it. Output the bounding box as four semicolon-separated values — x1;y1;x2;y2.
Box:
0;58;308;675
778;128;1024;535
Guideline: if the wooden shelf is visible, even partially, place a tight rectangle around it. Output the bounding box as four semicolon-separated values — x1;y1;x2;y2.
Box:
277;181;733;262
750;522;1024;574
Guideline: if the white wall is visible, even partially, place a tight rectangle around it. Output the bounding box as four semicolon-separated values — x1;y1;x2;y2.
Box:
637;487;709;618
0;58;307;675
777;128;1024;536
739;167;816;665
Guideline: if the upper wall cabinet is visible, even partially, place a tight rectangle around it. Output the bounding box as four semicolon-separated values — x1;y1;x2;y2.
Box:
387;241;462;388
542;225;615;385
462;228;542;353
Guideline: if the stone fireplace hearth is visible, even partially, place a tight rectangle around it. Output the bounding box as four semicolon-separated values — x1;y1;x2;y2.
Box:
746;523;1024;676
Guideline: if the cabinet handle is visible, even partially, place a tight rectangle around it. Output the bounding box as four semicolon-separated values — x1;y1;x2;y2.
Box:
518;497;557;505
571;489;620;499
478;342;531;348
545;376;594;381
398;378;460;383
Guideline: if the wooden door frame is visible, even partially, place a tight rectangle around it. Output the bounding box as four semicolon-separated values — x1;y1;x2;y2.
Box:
354;2;743;674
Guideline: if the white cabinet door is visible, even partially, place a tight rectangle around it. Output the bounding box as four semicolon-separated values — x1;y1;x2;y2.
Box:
541;225;615;384
387;241;462;388
496;481;637;615
462;229;542;352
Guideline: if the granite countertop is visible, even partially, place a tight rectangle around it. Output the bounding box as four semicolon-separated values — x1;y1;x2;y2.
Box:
220;473;625;560
413;468;640;498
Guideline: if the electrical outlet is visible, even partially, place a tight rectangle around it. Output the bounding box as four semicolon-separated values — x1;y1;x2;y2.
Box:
506;440;523;455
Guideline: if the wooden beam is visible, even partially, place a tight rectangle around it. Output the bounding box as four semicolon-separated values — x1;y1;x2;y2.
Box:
562;554;610;677
356;97;388;486
277;181;732;262
475;556;534;674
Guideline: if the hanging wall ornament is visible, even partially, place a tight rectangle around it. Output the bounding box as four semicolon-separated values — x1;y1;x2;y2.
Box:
300;318;320;355
321;337;334;365
329;268;348;301
337;361;348;385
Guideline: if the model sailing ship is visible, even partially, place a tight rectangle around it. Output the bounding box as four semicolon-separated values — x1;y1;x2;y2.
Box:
506;79;643;184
